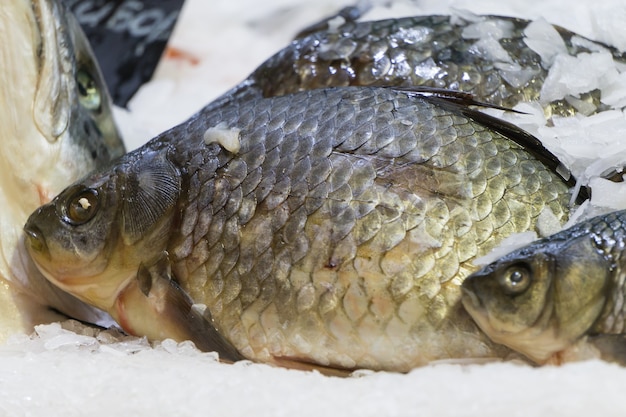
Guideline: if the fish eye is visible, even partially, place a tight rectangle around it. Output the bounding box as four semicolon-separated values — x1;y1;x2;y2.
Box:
76;69;101;112
62;188;100;226
499;264;532;295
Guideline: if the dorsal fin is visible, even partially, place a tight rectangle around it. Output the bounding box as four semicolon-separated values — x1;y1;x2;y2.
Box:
394;86;589;203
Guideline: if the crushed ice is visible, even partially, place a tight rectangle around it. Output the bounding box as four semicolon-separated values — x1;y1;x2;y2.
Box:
0;320;219;360
6;1;626;415
523;18;568;67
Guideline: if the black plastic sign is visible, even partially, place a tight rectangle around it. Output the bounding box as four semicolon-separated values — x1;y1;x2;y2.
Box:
62;0;185;107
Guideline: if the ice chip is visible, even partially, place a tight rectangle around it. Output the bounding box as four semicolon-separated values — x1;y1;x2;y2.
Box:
536;207;563;236
540;51;618;103
589;177;626;209
496;62;540;88
523;18;568;68
600;72;626;108
590;5;626;51
473;232;538;266
468;37;513;63
461;18;515;40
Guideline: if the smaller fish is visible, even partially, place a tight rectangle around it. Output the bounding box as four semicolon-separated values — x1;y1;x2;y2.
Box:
461;209;626;365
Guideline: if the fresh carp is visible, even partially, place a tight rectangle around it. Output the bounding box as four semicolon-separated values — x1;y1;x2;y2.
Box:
0;0;125;339
24;86;575;371
220;13;626;118
462;208;626;365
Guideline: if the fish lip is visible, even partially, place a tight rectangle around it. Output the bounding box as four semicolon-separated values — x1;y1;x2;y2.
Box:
23;222;49;255
460;279;483;312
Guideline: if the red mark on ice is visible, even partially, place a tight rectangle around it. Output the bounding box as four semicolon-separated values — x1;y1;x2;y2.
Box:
164;46;200;66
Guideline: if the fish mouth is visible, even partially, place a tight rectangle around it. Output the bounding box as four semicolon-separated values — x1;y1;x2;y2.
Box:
460;278;484;313
23;222;49;257
460;279;504;347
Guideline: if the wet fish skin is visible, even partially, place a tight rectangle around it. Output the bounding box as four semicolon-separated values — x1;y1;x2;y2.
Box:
24;86;573;371
222;14;625;118
0;0;125;337
28;0;126;166
59;1;126;164
462;209;626;365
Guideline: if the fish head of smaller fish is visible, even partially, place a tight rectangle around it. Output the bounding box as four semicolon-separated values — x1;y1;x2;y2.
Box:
461;235;610;363
23;151;181;311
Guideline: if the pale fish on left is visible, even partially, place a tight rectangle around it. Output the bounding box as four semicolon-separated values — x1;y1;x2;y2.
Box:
0;0;125;340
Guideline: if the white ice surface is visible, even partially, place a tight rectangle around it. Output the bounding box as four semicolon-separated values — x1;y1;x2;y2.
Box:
7;0;626;415
2;321;625;417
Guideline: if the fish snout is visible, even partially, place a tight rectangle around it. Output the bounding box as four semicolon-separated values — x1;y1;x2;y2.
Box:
460;277;483;312
23;219;49;255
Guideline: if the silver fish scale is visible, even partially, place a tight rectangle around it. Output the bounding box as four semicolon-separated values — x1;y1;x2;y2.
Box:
580;210;626;334
162;87;570;370
241;15;626;118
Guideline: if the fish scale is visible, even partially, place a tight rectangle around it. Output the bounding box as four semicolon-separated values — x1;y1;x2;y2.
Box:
587;212;626;335
217;14;626;118
167;88;566;369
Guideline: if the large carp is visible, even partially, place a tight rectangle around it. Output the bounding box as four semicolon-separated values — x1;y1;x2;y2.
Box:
24;86;574;372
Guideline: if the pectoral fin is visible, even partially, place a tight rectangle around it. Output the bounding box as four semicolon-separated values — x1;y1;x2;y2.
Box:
114;253;243;362
587;334;626;365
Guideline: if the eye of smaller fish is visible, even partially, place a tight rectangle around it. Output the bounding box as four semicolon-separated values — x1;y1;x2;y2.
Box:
63;188;100;226
499;264;532;295
76;69;101;112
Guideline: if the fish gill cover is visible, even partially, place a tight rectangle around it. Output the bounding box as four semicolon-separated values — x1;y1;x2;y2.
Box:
61;0;185;107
